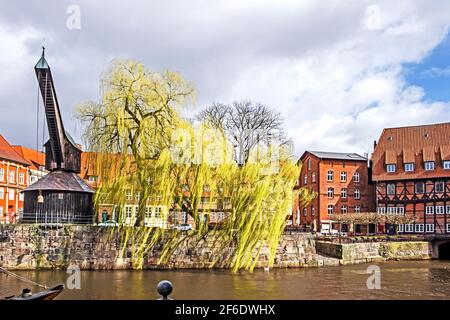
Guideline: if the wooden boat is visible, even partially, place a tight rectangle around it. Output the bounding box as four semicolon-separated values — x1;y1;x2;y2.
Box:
3;285;64;300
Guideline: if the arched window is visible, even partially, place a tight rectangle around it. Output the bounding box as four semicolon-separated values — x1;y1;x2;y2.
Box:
340;171;347;182
354;189;360;199
353;171;360;182
327;187;334;198
341;188;347;198
327;170;333;181
327;205;334;214
341;205;348;213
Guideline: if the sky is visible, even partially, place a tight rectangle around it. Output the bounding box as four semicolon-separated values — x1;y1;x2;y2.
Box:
0;0;449;159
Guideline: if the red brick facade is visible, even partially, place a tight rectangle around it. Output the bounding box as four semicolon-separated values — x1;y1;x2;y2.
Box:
295;151;375;233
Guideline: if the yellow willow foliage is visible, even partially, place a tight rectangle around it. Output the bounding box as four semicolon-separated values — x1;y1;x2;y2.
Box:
77;59;315;272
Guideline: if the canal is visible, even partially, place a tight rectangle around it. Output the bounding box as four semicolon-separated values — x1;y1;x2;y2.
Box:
1;261;450;300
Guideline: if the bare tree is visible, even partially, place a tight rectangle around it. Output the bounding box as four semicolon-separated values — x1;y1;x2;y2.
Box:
197;100;292;164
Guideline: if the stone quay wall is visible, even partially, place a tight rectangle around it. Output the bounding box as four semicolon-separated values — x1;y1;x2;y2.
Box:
0;225;317;270
315;240;432;264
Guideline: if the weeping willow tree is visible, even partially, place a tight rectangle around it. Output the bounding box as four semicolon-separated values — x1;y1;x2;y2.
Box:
77;59;314;272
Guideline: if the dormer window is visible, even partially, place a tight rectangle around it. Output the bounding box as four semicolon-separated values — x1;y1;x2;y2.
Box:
404;163;414;172
386;164;396;173
444;161;450;170
424;161;435;171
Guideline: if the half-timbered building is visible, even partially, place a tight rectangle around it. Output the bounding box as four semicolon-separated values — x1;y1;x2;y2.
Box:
371;122;450;235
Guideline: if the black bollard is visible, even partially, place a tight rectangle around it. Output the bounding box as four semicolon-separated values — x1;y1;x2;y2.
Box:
157;280;173;300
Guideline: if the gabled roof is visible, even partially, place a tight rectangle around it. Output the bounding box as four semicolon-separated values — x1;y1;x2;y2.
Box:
301;150;367;162
12;145;45;171
0;135;31;166
24;170;94;193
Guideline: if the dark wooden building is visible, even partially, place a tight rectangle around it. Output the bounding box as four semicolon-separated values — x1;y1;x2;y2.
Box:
22;48;94;224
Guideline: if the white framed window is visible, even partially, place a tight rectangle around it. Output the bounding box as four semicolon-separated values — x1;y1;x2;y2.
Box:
304;175;307;185
88;176;97;182
447;206;450;215
312;172;316;183
19;193;24;201
435;181;445;193
377;207;386;214
404;163;414;172
341;188;347;198
327;188;334;198
447;224;450;233
0;206;3;214
311;206;315;216
424;161;435;171
341;205;347;213
436;206;445;215
9;170;15;183
354;189;360;199
0;187;3;200
426;224;435;233
327;205;334;214
125;190;133;201
19;172;24;184
144;206;152;219
182;212;187;224
327;170;333;181
8;190;14;201
0;168;4;181
404;224;414;232
387;183;395;195
415;224;424;233
135;192;141;201
303;208;307;217
425;206;434;215
355;206;361;213
307;159;311;170
340;172;347;182
398;224;404;233
387;164;396;173
415;182;425;194
444;161;450;170
398;207;405;215
218;212;225;221
353;172;360;182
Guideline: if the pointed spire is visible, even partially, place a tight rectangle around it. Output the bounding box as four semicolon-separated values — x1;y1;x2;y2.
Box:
35;46;49;70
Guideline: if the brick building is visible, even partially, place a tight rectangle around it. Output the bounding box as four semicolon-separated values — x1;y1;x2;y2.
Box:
295;151;374;233
0;135;30;223
12;145;47;184
371;122;450;235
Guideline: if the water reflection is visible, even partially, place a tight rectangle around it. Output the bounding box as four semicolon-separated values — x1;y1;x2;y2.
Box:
1;261;450;300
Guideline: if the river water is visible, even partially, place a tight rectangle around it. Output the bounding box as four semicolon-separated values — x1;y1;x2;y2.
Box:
1;261;450;300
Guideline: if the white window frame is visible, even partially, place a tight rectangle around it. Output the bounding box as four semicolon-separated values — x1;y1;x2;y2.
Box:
0;206;3;214
425;206;434;215
341;188;347;199
304;175;307;185
355;206;361;213
404;163;414;172
8;190;14;201
327;170;333;181
404;224;414;233
387;183;395;195
9;170;15;183
415;182;425;194
303;208;307;217
353;172;360;182
19;193;24;201
415;224;424;233
126;190;133;201
307;159;311;170
447;205;450;215
447;224;450;233
377;207;386;214
327;205;334;214
340;172;347;182
0;168;4;181
444;161;450;170
435;181;445;193
327;188;334;198
436;205;445;215
386;164;396;173
311;206;315;216
354;189;360;199
19;172;24;184
312;172;316;183
424;161;435;171
341;205;347;214
0;187;3;200
398;224;404;233
426;224;435;233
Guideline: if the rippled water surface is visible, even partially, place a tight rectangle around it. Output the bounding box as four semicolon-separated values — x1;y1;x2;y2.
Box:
1;261;450;300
